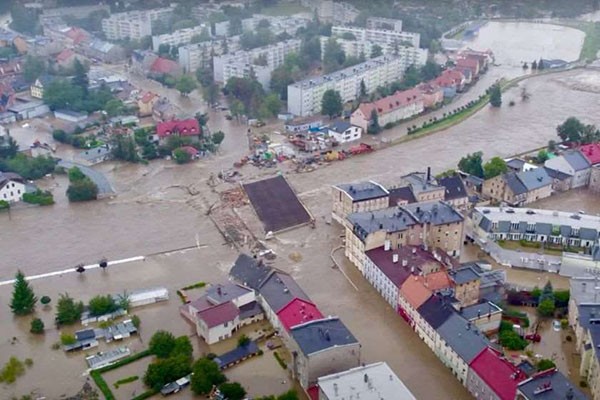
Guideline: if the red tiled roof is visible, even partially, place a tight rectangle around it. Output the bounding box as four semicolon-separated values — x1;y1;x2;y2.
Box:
307;385;319;400
140;92;158;104
420;270;452;291
456;57;480;71
197;301;239;328
156;118;200;138
358;88;423;119
66;27;88;45
56;49;75;63
150;57;179;74
178;146;198;157
579;143;600;165
277;298;324;332
401;276;432;310
470;347;526;400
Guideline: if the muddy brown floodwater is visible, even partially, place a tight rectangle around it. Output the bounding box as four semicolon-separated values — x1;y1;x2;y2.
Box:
0;22;597;399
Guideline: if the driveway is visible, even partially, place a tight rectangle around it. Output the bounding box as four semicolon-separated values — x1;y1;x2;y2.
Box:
58;160;115;196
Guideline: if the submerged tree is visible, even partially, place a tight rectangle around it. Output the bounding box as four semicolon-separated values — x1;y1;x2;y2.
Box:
10;270;37;315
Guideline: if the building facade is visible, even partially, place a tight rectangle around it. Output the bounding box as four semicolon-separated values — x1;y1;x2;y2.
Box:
590;165;600;194
331;181;389;225
331;26;420;48
152;25;207;52
351;88;425;132
544;150;592;189
288;55;406;117
0;172;25;203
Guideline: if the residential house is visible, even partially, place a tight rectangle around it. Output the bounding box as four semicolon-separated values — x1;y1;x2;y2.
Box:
438;175;469;210
580;143;600;166
434;312;490;385
415;295;453;352
458;301;503;334
12;35;28;54
388;186;417;206
30;75;56;99
416;82;444;109
456;57;480;78
457;261;506;304
351;88;425;132
516;369;587;400
229;254;274;290
473;206;600;249
402;171;445;203
482;168;553;206
0;59;22;78
345;200;464;271
467;347;526;400
0;172;25;203
258;271;310;330
590;165;600;194
55;49;80;69
326;121;362;144
130;50;158;76
80;39;126;64
276;298;323;345
180;282;262;345
545;150;592;189
155;119;201;144
149;57;183;78
317;362;417;400
544;166;573;192
398;269;452;327
434;69;466;94
289;316;361;389
78;145;112;165
574;304;600;394
137;92;159;117
0;82;15;112
331;181;389;225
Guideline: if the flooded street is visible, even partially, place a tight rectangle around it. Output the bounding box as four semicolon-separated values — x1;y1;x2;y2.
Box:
1;21;598;399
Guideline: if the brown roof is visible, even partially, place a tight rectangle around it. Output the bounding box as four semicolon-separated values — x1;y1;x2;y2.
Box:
197;301;239;328
400;276;432;309
358;88;424;119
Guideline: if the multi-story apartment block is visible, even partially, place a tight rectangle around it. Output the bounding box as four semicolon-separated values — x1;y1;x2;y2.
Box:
102;8;172;41
213;39;301;89
345;200;464;272
152;25;207;52
320;36;428;66
178;39;239;73
288;55;405;116
366;17;403;32
332;26;421;50
351;88;425;132
331;181;389;226
473;206;600;249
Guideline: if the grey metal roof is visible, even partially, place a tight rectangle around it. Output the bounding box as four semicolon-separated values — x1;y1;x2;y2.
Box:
544;166;572;180
417;296;453;328
505;173;527;195
594;245;600;261
229;254;272;290
516;168;552;191
403;172;441;196
438;175;467;201
479;216;492;232
570;276;600;306
449;266;480;285
518;221;528;233
560;225;572;237
436;312;489;364
79;145;111;162
258;272;310;313
336;181;389;202
459;301;502;321
402;201;464;226
328;120;352;133
214;341;259;369
348;207;418;240
388;186;416;205
517;369;587;400
580;227;598;241
506;158;526;171
563;150;591;172
535;223;552;236
290;317;358;356
497;220;510;233
206;283;252;305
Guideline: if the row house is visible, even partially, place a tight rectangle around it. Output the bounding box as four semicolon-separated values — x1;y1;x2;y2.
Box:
416;82;444;109
398;268;452;326
449;262;506;307
482;168;553;206
154;118;201;145
350;87;425;132
467;347;526;400
573;303;600;399
388;171;469;210
516;369;587;400
473;206;600;248
331;180;389;225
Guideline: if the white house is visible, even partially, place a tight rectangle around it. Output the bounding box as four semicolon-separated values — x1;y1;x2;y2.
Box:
327;121;362;143
0;172;25;203
196;301;240;344
544;150;592;189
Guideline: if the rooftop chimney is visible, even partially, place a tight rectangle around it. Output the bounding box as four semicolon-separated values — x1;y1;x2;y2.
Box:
393;254;399;263
427;166;431;182
402;259;408;267
384;240;391;251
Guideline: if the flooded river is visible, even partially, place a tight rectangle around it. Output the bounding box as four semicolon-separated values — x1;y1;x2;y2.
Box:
0;22;597;399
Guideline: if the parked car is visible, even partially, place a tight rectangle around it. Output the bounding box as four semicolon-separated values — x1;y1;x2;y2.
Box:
525;333;541;342
552;320;561;331
161;382;180;396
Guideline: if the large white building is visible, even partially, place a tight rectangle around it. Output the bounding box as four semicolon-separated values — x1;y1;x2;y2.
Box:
178;40;237;73
152;25;207;52
214;15;309;37
332;25;421;49
320;36;427;65
102;8;172;41
213;39;301;89
287;55;405;117
0;172;25;203
318;362;416;400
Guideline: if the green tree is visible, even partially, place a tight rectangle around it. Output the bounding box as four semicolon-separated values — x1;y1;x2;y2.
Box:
30;318;45;334
219;382;246;400
43;80;85;111
104;99;124;117
557;117;585;143
173;148;192;164
262;93;282;117
321;89;343;119
370;44;383;58
55;293;84;325
212;131;225;146
489;84;502;107
540;281;555;303
68;167;86;182
323;38;345;73
144;355;192;390
538;298;556;317
202;83;219;106
483;157;508;179
421;61;442;81
458;151;484;178
554;290;570;308
191;358;226;395
23;55;46;83
1;154;56;180
237;334;250;348
0;134;19;159
536;150;550;164
537;359;556;371
359;79;367;101
175;75;198;96
67;178;98;202
10;271;37;316
72;59;89;94
368;109;381;134
88;295;119;316
230;99;245;121
531;286;542;300
111;135;139;163
149;330;177;358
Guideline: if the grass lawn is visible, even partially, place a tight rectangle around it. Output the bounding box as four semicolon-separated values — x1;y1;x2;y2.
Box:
260;3;309;16
497;240;563;257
